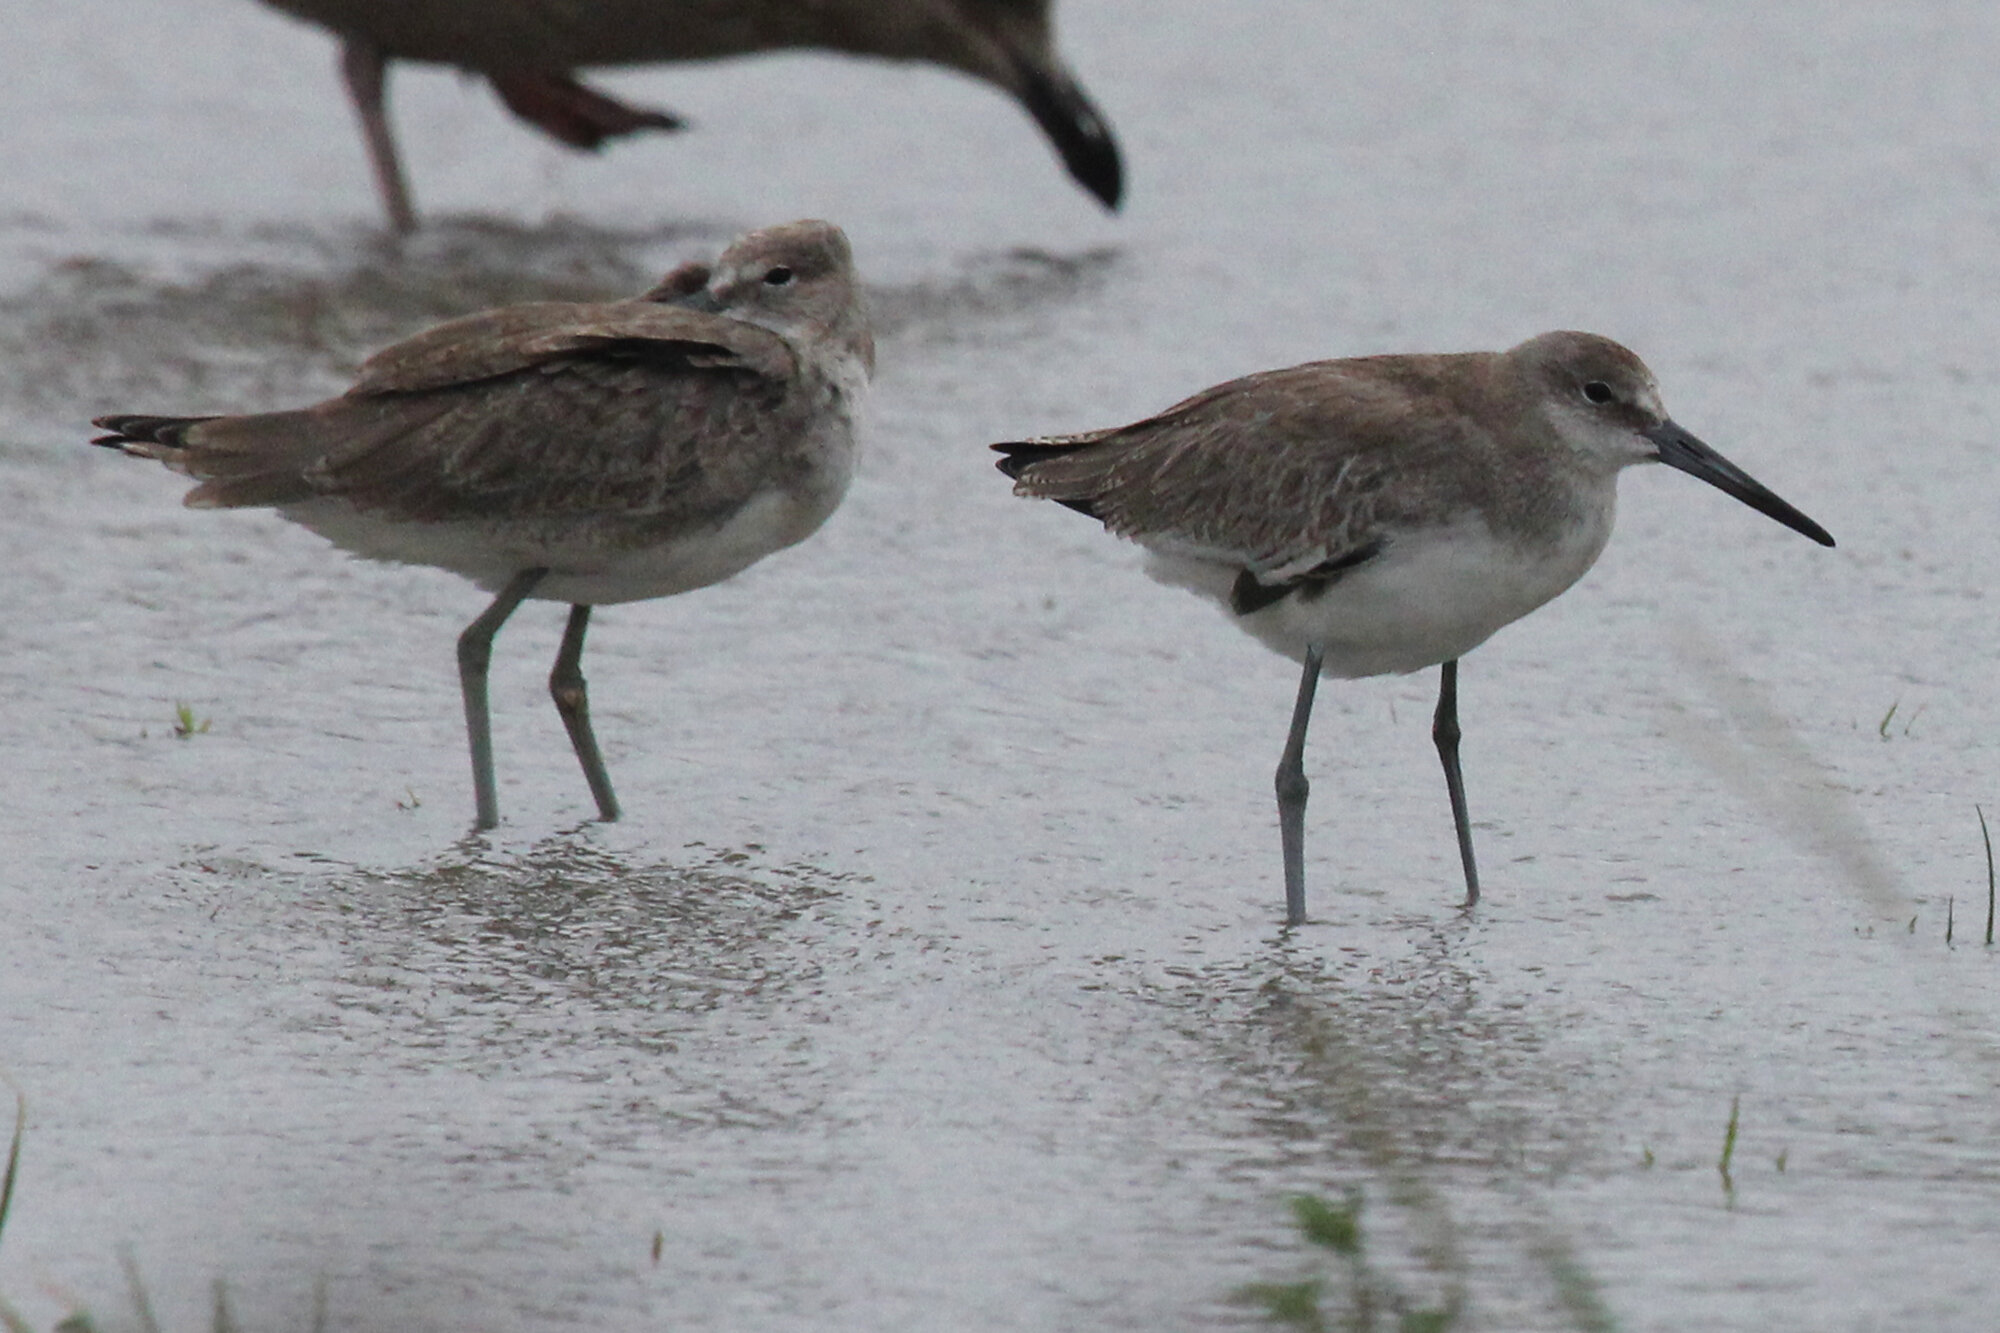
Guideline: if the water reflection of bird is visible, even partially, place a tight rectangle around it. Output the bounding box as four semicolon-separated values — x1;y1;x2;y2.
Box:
93;219;873;832
255;0;1124;232
995;332;1835;925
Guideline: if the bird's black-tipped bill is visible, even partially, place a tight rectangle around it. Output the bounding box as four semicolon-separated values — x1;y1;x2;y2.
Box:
1645;420;1835;547
1016;62;1124;210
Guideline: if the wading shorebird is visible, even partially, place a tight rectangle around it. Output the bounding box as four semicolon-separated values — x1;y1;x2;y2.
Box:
993;331;1834;925
93;219;872;830
255;0;1124;233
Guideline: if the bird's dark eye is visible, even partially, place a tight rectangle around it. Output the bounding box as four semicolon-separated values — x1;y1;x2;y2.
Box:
1581;380;1614;405
763;266;795;287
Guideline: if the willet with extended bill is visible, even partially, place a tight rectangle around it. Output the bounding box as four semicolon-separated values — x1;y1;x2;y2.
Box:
94;218;873;830
256;0;1124;232
994;331;1834;925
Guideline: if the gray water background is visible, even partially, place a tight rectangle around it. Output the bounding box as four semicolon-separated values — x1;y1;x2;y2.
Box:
2;2;1998;1328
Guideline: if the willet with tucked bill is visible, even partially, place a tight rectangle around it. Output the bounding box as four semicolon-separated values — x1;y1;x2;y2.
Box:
994;331;1834;925
93;218;873;831
255;0;1124;233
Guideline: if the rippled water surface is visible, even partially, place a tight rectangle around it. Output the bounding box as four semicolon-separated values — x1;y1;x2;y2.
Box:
5;2;2000;1329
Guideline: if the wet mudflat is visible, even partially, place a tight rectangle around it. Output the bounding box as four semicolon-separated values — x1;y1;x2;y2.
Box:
4;1;2000;1329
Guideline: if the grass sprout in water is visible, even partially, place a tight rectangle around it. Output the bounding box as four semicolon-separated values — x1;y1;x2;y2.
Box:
1718;1096;1741;1202
0;1084;19;1252
170;702;209;739
1292;1192;1363;1255
1876;699;1922;740
1234;1190;1463;1331
1979;805;1995;948
0;1083;23;1333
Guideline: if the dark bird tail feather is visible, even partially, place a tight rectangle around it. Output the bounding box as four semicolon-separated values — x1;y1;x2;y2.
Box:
991;437;1083;480
991;436;1105;519
91;414;217;454
90;411;321;507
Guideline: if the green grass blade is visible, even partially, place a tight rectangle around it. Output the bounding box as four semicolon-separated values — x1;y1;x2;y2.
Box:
1979;805;1995;947
119;1250;161;1333
1718;1095;1740;1198
1289;1192;1363;1256
0;1086;21;1254
1232;1279;1326;1330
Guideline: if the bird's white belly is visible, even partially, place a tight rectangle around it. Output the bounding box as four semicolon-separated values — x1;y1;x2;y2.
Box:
1144;507;1615;678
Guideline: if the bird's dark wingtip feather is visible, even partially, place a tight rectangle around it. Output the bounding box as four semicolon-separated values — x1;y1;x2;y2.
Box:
990;439;1104;519
89;413;213;451
1228;541;1387;618
990;438;1071;479
1230;571;1290;616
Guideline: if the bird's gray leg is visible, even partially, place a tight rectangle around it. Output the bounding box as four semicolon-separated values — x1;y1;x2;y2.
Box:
457;568;547;830
549;604;621;823
339;36;418;235
1276;645;1325;926
1433;658;1481;906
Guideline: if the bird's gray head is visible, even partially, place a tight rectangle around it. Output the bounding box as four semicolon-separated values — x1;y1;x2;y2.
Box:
1511;330;1834;547
1512;330;1670;472
653;219;875;374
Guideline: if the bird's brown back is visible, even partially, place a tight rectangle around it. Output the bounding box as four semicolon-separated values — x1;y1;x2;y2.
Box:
1001;351;1581;569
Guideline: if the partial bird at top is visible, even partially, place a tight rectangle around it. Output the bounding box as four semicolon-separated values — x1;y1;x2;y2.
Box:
256;0;1125;232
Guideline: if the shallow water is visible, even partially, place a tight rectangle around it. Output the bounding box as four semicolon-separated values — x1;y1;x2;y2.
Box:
5;1;2000;1329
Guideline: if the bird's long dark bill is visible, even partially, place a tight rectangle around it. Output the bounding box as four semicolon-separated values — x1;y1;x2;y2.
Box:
1646;420;1835;547
1015;60;1124;210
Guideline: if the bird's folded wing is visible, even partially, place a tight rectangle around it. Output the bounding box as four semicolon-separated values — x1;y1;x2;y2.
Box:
1001;360;1493;575
162;304;814;519
307;350;815;524
348;300;797;396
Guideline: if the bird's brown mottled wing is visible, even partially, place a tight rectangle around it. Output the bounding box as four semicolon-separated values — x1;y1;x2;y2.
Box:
310;336;815;525
349;300;797;395
998;355;1516;572
149;311;811;522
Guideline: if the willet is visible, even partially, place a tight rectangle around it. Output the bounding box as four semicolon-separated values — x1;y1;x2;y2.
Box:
93;218;873;830
256;0;1124;233
993;331;1834;925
